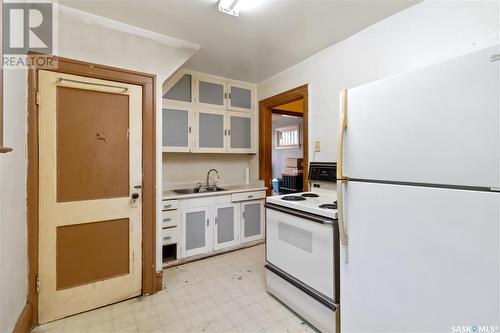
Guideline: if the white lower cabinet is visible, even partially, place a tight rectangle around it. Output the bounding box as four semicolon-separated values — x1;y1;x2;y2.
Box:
214;203;240;250
162;227;179;246
240;200;265;243
181;207;211;257
178;193;265;260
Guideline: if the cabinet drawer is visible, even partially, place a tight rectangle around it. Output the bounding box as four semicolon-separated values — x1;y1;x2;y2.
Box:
162;227;178;245
162;210;179;228
162;200;178;211
232;190;266;202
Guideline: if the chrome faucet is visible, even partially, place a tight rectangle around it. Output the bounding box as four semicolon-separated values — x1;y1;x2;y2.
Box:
206;169;220;187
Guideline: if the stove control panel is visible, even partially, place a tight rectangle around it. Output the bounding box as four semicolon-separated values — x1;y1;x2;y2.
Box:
308;162;337;182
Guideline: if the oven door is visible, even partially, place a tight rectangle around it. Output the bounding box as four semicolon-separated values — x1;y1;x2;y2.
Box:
265;204;337;300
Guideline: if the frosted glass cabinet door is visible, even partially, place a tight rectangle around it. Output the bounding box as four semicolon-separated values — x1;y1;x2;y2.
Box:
162;107;191;152
163;73;192;104
196;76;227;109
228;82;253;112
195;110;226;153
228;112;253;153
182;207;211;257
241;200;265;243
214;204;240;250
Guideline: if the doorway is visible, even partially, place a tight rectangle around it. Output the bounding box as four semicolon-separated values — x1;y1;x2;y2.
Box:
259;85;308;196
271;109;304;195
27;56;158;326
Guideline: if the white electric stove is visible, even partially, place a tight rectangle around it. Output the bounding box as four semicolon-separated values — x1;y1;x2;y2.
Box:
265;162;339;333
265;190;338;219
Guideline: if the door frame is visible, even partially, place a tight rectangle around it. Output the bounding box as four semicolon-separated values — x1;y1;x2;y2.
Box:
27;55;158;326
259;85;309;195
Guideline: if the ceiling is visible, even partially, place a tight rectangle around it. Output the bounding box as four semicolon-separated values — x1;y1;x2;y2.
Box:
59;0;420;83
274;99;304;113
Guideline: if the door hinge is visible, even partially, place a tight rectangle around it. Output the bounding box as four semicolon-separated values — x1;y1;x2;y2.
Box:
35;275;40;293
35;90;40;105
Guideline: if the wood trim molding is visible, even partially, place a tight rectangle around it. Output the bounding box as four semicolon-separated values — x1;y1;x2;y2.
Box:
13;303;32;333
27;55;157;326
259;85;309;195
155;271;164;293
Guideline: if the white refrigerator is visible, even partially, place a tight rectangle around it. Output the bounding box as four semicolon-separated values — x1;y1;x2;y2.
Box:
337;45;500;332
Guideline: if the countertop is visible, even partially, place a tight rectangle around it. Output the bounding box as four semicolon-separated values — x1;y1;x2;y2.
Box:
162;184;267;200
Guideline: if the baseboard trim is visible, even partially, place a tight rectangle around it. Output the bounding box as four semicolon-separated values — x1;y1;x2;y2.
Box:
154;270;163;292
13;302;32;333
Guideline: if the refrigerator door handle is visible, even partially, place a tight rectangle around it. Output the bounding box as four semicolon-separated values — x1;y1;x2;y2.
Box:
338;179;349;263
337;89;348;181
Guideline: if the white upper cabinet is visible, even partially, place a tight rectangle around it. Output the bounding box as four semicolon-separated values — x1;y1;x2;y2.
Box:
193;109;227;153
163;71;193;106
162;70;256;154
162;101;193;153
227;111;253;153
195;75;227;110
228;81;254;112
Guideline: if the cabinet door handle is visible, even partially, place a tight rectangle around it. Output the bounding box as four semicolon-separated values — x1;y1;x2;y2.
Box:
242;211;245;219
247;195;253;198
163;218;172;222
189;126;192;134
224;129;227;136
163;236;172;241
228;129;231;136
207;219;210;226
215;217;218;225
164;204;172;209
224;92;228;99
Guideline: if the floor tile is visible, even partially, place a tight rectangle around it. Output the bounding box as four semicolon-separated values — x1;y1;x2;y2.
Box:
32;244;311;333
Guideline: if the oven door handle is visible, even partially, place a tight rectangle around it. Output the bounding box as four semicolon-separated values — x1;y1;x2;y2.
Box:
265;203;334;225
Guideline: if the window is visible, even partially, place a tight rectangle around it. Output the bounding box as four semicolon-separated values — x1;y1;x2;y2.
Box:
275;125;300;149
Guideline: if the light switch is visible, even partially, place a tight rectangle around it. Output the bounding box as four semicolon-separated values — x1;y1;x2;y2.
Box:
314;141;321;152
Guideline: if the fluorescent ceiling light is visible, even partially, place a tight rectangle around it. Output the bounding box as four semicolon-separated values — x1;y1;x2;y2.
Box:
218;0;267;16
218;0;241;16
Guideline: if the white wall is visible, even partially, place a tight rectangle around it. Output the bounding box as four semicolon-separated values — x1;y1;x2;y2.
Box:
258;0;500;163
162;153;255;188
0;68;28;333
0;5;197;332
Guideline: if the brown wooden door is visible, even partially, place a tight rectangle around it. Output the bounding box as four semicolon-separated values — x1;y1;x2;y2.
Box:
38;70;143;323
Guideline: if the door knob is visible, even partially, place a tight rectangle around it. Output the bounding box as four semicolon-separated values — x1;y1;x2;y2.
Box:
131;193;140;200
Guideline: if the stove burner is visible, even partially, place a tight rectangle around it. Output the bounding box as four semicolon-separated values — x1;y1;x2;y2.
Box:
301;193;319;198
319;201;337;209
281;195;306;201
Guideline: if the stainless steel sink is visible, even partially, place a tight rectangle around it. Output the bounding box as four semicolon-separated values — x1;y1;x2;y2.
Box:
173;186;226;195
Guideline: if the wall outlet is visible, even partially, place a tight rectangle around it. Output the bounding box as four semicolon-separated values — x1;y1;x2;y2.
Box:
314;141;321;152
